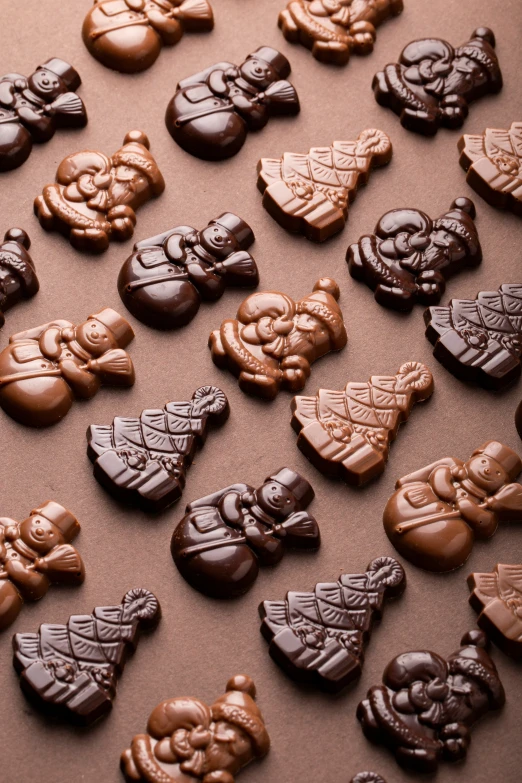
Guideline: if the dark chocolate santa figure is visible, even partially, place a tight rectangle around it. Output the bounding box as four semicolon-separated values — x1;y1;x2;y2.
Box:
372;28;502;135
13;588;161;724
260;557;405;692
87;386;229;511
0;229;39;328
165;47;300;161
0;58;87;172
118;213;258;329
171;468;320;597
347;198;481;311
0;501;84;631
357;630;505;773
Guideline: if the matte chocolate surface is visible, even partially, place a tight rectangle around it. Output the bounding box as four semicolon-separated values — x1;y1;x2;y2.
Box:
468;564;522;660
257;131;392;242
291;361;434;485
87;386;229;511
0;229;39;328
259;556;405;691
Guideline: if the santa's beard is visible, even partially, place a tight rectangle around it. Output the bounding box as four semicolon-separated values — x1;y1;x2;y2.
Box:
107;180;135;208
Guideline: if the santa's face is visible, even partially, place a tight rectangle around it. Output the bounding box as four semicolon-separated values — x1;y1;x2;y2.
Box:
199;225;238;258
75;319;118;356
415;229;466;270
240;58;276;88
109;166;148;207
28;68;64;99
202;721;253;776
443;57;489;96
19;515;63;554
466;455;507;492
257;481;297;518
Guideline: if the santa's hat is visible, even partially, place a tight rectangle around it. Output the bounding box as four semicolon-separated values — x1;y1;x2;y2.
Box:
210;213;254;249
296;278;347;349
472;441;522;481
30;501;80;542
433;198;480;257
455;28;501;83
211;675;270;758
267;468;314;506
247;46;291;79
37;58;81;92
89;307;134;348
112;131;165;195
448;631;505;709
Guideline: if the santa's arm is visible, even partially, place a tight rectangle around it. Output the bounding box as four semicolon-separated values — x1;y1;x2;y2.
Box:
177;62;235;90
396;457;462;487
9;320;73;345
186;484;251;512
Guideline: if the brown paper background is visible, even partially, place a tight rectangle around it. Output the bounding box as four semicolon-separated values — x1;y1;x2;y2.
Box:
1;0;521;781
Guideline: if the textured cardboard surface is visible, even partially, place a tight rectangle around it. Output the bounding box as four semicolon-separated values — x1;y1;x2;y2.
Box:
1;0;522;781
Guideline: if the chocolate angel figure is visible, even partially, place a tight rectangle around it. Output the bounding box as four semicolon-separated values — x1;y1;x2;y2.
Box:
87;386;229;511
13;588;161;724
425;285;522;390
468;564;522;660
0;58;87;172
209;277;347;400
357;630;505;773
373;27;502;135
383;441;522;572
83;0;214;74
279;0;404;66
0;502;84;631
458;122;522;215
118;213;258;329
0;228;39;328
347;197;481;311
121;674;270;782
259;557;405;692
165;47;300;161
34;130;165;253
171;468;321;598
292;362;434;485
0;308;135;427
257;130;392;242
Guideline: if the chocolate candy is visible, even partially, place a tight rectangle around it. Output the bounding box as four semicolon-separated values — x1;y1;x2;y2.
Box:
209;277;347;400
383;441;522;572
121;674;270;782
468;564;522;660
82;0;214;74
259;557;405;692
292;362;434;485
118;213;258;329
516;401;522;440
0;308;135;427
257;131;392;242
373;28;502;135
165;47;300;161
0;229;39;328
171;468;320;598
347;198;481;311
34;131;165;253
351;775;387;783
425;285;522;390
458;123;522;215
13;588;160;724
279;0;403;66
0;502;84;631
357;630;505;773
87;386;229;511
0;59;87;172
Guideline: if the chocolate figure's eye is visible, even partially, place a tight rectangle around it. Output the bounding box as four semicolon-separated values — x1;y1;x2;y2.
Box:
482;459;487;464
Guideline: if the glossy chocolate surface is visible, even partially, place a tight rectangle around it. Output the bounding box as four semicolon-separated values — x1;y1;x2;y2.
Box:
87;386;229;511
468;564;522;660
279;0;403;66
459;122;522;215
83;0;214;74
0;229;38;328
121;674;270;781
347;197;481;311
0;59;87;172
165;47;300;161
118;213;258;329
209;277;347;399
425;285;522;390
171;468;320;597
383;440;522;572
34;131;165;253
373;27;502;135
0;502;84;631
292;362;433;485
0;308;135;427
13;588;160;724
357;630;505;773
257;130;392;242
259;556;405;692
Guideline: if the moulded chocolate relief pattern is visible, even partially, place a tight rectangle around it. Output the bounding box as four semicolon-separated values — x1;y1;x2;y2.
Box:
468;564;522;659
0;229;39;328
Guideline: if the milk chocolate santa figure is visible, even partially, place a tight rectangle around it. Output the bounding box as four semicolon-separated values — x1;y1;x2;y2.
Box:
383;441;522;572
0;228;39;328
171;468;320;597
34;131;165;253
0;58;87;172
121;675;270;782
0;502;84;631
0;308;135;427
118;213;258;329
